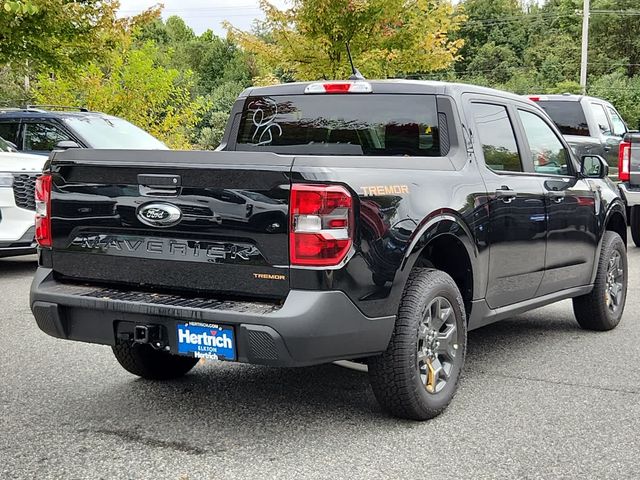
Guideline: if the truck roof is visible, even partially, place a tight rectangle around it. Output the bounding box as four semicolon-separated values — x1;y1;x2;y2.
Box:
240;79;534;104
527;93;615;104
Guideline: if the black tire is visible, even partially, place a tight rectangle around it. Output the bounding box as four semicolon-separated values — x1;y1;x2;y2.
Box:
573;231;627;331
368;269;467;420
631;206;640;248
112;343;199;380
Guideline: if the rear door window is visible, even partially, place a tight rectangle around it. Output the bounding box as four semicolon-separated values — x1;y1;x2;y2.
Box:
590;103;612;135
537;101;589;136
236;94;441;156
0;122;20;146
471;103;523;173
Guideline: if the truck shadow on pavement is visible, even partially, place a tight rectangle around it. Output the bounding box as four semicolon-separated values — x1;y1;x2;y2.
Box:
76;310;584;454
0;256;38;277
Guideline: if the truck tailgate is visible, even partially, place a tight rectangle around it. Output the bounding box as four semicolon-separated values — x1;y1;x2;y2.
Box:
48;150;293;299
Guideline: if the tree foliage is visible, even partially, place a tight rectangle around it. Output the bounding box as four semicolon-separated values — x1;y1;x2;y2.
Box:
227;0;466;81
0;0;124;72
33;43;203;149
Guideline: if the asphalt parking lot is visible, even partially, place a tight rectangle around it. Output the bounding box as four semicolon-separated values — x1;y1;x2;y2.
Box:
1;240;639;480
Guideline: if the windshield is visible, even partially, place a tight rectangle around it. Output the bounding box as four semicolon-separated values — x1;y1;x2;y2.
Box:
536;101;589;136
63;116;168;149
236;94;441;156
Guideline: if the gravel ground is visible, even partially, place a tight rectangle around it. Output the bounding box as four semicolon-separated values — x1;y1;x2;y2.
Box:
1;241;639;480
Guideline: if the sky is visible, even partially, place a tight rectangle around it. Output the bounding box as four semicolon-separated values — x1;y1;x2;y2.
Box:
118;0;289;37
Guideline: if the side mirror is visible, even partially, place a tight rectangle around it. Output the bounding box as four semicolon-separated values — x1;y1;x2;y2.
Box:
55;140;80;150
580;154;609;179
5;140;18;151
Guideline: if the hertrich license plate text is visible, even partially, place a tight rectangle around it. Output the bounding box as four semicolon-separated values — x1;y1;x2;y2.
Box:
176;322;236;361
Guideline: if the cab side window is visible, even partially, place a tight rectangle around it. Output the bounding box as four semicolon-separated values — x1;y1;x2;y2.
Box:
471;103;523;173
23;122;71;151
518;110;571;176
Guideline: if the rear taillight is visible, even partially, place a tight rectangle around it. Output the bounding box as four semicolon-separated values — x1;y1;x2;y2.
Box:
289;184;353;266
619;141;631;182
35;174;52;248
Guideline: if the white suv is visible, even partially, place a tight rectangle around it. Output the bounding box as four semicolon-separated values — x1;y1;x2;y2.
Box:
0;137;46;258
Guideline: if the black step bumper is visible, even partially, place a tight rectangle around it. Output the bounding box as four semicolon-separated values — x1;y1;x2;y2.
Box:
30;268;395;367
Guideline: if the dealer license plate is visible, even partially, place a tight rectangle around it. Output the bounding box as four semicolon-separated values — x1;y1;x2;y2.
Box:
176;322;236;361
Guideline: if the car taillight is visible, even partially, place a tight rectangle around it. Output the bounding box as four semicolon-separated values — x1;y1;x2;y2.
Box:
289;184;353;266
35;174;52;248
619;141;631;182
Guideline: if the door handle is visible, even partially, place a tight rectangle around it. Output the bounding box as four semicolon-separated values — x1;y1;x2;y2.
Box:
603;145;612;152
548;191;565;203
495;187;517;203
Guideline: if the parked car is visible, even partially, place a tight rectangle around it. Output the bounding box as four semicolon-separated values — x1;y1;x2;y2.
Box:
30;81;628;420
619;132;640;246
0;107;168;155
0;136;46;257
528;94;628;179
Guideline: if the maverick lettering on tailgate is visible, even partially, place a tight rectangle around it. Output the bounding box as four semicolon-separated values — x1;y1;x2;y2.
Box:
69;234;265;265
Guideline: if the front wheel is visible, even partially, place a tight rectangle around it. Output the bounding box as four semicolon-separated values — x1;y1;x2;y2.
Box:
573;231;628;331
631;206;640;248
112;343;199;380
368;269;467;420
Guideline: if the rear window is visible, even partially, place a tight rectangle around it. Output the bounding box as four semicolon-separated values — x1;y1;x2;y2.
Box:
236;94;441;156
536;101;589;136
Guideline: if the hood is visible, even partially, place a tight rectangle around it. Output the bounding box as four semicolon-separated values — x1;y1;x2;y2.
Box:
0;151;47;173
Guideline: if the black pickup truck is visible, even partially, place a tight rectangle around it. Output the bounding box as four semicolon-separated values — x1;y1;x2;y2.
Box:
30;80;628;420
619;133;640;246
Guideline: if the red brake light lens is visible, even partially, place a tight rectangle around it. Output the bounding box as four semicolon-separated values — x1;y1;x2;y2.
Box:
619;141;631;182
290;184;353;266
322;83;352;93
35;174;52;248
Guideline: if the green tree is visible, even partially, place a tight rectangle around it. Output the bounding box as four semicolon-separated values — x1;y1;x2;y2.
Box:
32;43;203;149
0;0;121;72
227;0;466;81
456;0;527;74
465;42;519;84
589;72;640;130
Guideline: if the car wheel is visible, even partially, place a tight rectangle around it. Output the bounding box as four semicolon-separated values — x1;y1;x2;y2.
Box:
112;343;199;380
631;206;640;248
573;231;627;331
368;268;466;420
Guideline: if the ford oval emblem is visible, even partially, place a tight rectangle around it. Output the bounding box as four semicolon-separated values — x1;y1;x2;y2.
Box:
137;203;182;228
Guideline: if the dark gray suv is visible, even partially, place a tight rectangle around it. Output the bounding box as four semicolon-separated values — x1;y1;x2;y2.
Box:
0;107;167;155
528;94;628;179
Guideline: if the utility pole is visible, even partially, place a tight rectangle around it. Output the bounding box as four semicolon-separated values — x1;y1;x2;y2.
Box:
579;0;590;94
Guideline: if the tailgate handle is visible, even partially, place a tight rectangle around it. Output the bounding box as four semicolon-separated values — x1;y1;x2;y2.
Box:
138;174;181;187
138;174;181;196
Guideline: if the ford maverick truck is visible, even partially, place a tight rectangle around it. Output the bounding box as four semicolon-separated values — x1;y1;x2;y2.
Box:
30;81;628;420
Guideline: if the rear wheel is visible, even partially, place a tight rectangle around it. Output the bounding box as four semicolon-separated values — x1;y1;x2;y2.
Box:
368;269;466;420
573;231;627;331
112;343;199;380
631;206;640;247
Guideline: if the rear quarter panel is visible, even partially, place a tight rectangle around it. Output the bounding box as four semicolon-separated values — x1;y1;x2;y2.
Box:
290;155;489;318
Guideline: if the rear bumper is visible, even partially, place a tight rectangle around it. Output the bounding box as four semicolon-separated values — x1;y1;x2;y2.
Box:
619;183;640;207
30;268;395;367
